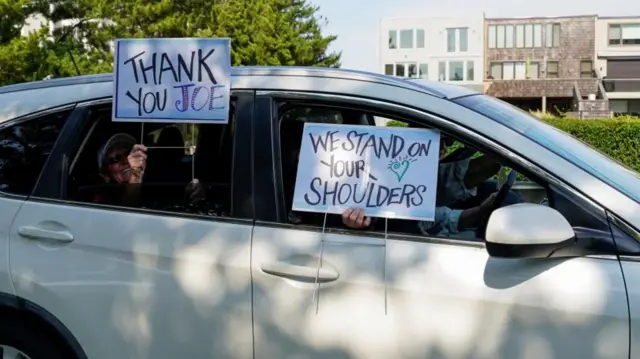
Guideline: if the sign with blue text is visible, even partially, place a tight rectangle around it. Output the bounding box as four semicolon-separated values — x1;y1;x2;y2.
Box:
292;123;440;221
113;38;231;123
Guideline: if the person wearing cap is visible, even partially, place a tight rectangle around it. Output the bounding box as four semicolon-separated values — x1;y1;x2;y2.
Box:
93;133;206;206
97;133;147;185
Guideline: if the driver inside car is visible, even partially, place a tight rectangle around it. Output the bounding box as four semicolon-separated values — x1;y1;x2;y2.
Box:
418;136;523;238
418;192;497;238
438;136;523;209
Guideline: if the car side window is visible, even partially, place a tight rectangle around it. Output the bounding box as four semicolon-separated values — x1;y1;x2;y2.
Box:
279;106;618;248
66;104;235;217
279;105;374;228
0;109;70;196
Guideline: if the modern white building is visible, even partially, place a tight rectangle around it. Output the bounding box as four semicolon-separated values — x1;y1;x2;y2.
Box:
377;15;485;92
596;16;640;115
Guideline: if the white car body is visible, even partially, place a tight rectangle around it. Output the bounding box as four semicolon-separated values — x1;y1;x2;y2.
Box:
0;67;639;359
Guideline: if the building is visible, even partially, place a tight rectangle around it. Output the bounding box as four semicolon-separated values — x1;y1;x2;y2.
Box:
377;15;484;92
596;17;640;115
483;15;610;117
20;6;113;52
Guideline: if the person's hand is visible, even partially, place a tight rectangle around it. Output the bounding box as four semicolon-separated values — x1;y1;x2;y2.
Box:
185;178;207;205
458;192;498;231
342;208;371;229
128;144;147;182
479;192;498;213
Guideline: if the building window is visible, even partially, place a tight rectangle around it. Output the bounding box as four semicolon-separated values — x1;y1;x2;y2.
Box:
388;30;397;49
449;61;464;81
515;24;524;48
580;61;593;78
610;100;628;113
438;61;446;81
490;61;534;80
524;24;533;47
459;28;468;52
416;29;425;48
503;62;515;80
447;28;456;52
488;25;496;48
386;63;422;77
447;28;469;52
546;23;560;47
505;25;514;48
546;61;559;78
399;29;413;48
533;24;542;47
515;62;527;79
497;25;506;48
419;63;428;79
609;24;640;45
407;63;418;77
466;61;474;81
490;62;502;79
529;62;540;79
609;25;621;45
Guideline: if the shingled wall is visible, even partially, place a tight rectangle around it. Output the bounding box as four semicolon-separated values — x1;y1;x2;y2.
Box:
485;15;597;98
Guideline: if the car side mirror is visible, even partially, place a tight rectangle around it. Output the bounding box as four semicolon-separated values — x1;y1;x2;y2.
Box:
485;203;576;258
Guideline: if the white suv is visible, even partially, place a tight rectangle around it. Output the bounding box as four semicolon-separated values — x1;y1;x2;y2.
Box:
1;67;639;359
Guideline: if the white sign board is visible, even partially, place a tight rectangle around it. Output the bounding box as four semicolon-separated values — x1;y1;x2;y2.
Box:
113;38;231;123
292;123;440;220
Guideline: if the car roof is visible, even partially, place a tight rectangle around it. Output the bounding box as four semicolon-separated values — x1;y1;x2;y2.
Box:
0;67;477;123
404;78;480;98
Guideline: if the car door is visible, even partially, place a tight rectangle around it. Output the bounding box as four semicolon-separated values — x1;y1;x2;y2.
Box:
9;93;255;359
0;105;75;299
250;92;629;359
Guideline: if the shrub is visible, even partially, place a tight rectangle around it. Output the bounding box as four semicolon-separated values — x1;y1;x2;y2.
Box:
386;120;408;127
543;117;640;173
385;116;640;173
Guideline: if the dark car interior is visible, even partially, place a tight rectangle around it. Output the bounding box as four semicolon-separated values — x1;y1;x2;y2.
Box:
67;106;235;217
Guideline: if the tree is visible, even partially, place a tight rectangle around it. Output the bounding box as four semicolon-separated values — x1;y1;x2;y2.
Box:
0;0;37;45
0;0;109;85
85;0;341;67
0;0;341;86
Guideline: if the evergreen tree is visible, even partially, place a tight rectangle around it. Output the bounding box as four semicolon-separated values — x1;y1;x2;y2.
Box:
0;0;341;86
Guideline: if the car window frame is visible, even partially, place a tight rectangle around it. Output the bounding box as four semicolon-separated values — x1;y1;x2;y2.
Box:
0;104;77;201
30;92;256;223
252;90;622;254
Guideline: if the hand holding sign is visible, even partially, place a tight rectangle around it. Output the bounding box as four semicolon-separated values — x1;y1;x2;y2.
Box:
342;208;372;229
292;124;440;221
127;144;147;183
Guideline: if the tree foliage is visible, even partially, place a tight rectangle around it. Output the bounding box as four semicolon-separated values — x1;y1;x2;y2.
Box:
0;0;341;86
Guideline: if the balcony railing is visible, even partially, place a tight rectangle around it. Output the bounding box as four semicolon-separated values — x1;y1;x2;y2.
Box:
602;79;640;93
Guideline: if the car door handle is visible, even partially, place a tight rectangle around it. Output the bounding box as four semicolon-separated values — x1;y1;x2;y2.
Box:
261;262;339;283
17;226;74;243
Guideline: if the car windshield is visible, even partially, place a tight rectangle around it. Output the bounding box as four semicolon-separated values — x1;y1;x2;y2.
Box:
454;94;640;204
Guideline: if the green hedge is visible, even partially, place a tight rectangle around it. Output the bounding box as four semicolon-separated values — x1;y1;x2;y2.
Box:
385;117;640;173
544;117;640;173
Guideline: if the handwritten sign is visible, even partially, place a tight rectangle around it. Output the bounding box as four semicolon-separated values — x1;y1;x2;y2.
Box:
113;38;231;123
292;123;440;220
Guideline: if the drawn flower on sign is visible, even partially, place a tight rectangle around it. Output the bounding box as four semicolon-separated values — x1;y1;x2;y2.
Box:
388;156;417;182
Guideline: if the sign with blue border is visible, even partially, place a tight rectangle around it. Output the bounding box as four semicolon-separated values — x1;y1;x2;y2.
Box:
113;38;231;123
292;123;440;221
